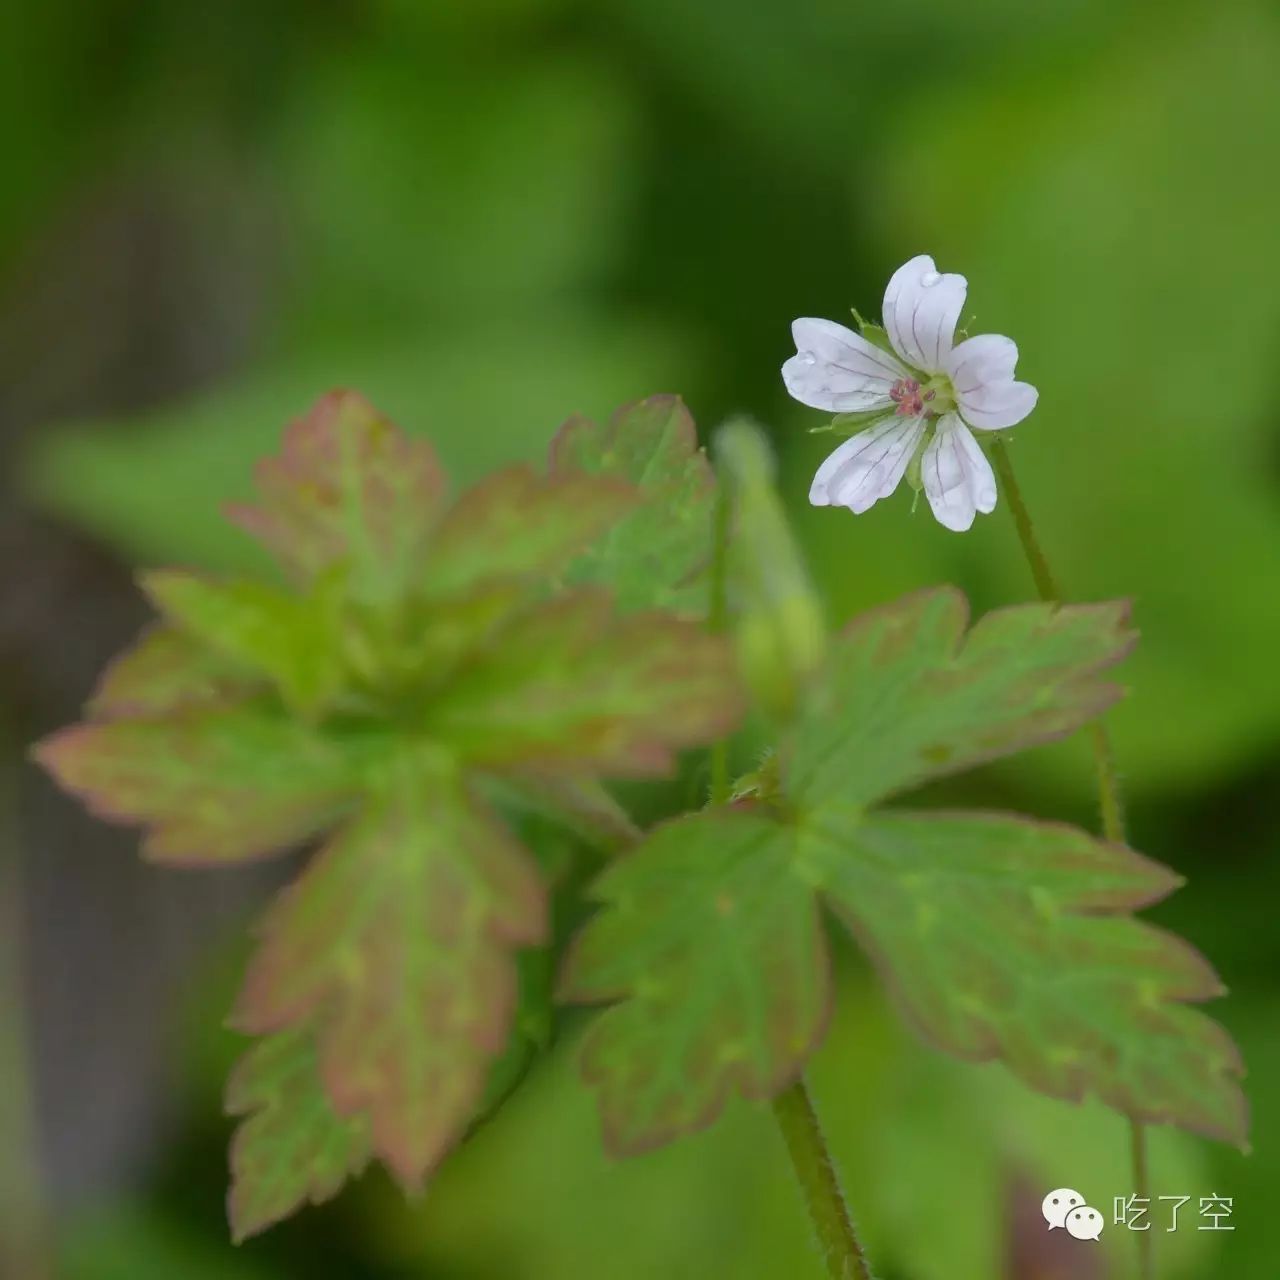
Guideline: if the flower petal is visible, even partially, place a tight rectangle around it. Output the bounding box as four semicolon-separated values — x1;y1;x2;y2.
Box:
810;415;925;514
945;333;1017;390
946;333;1039;430
955;381;1039;431
782;317;907;413
921;415;996;533
882;255;967;374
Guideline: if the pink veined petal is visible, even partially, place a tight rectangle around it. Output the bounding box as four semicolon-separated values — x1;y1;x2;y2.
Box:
946;333;1039;430
882;255;967;374
809;415;925;514
956;380;1039;431
921;415;996;533
945;333;1018;392
782;317;907;413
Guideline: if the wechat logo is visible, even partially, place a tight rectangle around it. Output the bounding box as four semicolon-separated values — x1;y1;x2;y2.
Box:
1042;1187;1104;1241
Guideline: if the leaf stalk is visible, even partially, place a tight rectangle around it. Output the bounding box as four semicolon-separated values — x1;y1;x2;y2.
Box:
772;1081;876;1280
708;454;875;1280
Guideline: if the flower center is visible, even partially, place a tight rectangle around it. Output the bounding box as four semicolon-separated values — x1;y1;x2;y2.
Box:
889;377;931;417
891;374;955;418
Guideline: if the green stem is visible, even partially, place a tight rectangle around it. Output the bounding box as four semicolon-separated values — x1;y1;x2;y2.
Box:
988;438;1061;605
991;436;1152;1280
772;1081;875;1280
707;465;873;1279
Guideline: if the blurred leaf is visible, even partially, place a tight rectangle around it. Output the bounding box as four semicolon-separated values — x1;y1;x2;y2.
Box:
87;625;256;717
425;590;743;776
33;702;358;865
35;389;750;1231
141;571;346;716
565;588;1246;1151
424;465;638;600
561;811;827;1154
226;390;445;597
484;774;641;853
602;0;1117;171
226;1025;373;1243
0;3;113;254
232;761;545;1189
376;0;574;38
277;50;636;325
550;395;716;612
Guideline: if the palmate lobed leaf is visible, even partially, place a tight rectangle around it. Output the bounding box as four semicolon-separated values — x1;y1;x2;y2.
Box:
226;389;446;597
87;624;258;717
141;570;347;716
564;588;1248;1154
813;811;1246;1144
226;1025;373;1243
424;589;743;776
561;810;829;1155
550;395;716;613
33;388;749;1236
422;464;639;600
789;587;1136;811
34;701;361;865
232;759;545;1188
228;392;649;615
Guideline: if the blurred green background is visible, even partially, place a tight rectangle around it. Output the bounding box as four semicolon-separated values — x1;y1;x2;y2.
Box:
2;0;1278;1276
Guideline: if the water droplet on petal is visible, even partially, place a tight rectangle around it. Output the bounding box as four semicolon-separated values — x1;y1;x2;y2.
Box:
797;350;817;366
922;271;941;287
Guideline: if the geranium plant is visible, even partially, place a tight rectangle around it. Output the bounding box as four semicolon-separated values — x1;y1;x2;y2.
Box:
35;263;1247;1279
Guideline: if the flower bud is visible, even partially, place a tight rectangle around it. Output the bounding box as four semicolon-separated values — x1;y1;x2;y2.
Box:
714;419;826;720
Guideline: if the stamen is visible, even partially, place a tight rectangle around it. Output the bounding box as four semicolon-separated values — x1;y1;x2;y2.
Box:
889;377;925;417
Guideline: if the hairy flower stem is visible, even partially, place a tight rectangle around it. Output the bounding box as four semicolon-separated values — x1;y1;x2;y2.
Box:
772;1081;875;1280
990;436;1153;1280
706;468;874;1280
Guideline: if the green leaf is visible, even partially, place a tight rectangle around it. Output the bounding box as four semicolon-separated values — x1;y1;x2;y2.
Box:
141;571;346;716
423;464;639;600
565;589;1248;1152
560;809;827;1154
33;384;750;1233
485;774;641;853
228;390;445;597
226;1026;372;1243
789;589;1134;811
812;811;1247;1144
32;704;358;865
550;395;715;612
87;625;258;718
232;759;545;1187
423;590;743;776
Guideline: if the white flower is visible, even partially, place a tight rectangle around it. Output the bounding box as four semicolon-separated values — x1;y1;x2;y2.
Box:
782;254;1038;532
